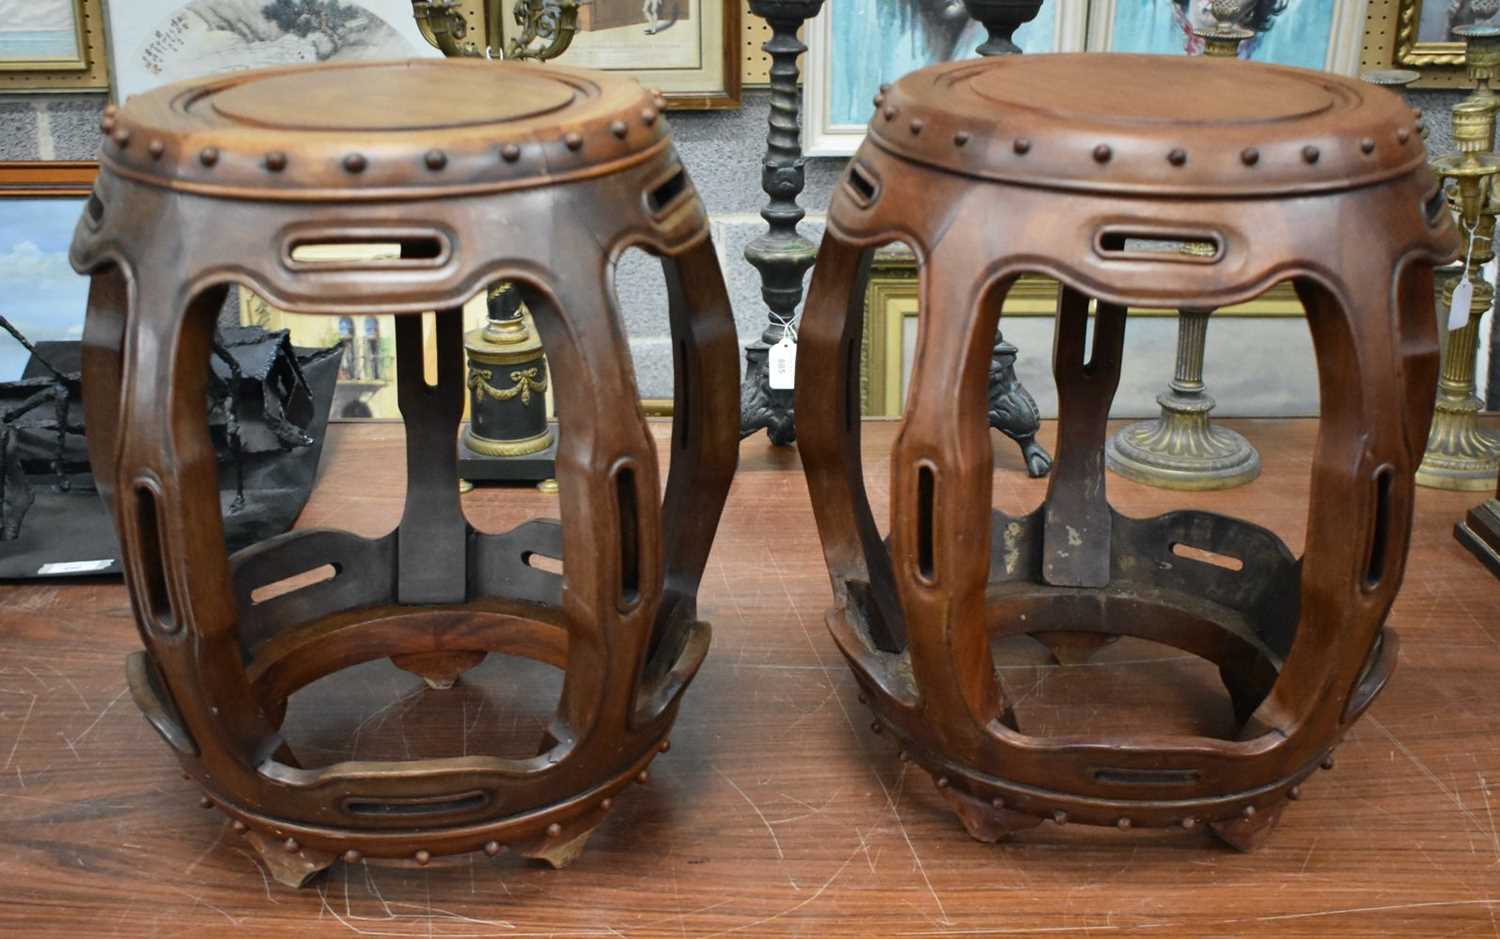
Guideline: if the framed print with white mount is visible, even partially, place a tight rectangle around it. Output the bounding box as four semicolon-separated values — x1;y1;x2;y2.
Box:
803;0;1086;157
100;0;441;103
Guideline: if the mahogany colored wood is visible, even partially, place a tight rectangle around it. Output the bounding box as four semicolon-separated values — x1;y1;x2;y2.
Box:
798;54;1459;847
68;58;739;886
4;420;1500;934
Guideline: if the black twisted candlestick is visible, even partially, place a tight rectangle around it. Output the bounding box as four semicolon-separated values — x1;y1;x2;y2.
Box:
740;0;824;445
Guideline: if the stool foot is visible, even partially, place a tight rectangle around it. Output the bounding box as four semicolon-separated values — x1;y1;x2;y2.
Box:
1209;804;1285;852
391;651;488;690
521;820;602;869
244;830;336;888
937;782;1043;843
1032;631;1118;667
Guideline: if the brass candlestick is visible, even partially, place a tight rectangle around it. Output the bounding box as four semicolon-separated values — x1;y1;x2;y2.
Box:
1105;0;1260;491
1418;30;1500;491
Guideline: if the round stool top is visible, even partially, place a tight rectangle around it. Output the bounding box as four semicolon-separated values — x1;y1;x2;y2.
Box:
868;53;1426;197
98;59;670;201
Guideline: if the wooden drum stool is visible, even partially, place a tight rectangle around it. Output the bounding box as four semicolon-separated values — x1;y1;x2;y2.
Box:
798;54;1457;848
71;60;738;885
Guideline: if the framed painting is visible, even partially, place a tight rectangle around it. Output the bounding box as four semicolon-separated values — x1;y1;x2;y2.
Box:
499;0;741;109
1391;0;1491;73
101;0;442;103
0;162;96;383
805;0;1088;157
0;0;110;92
1087;0;1369;74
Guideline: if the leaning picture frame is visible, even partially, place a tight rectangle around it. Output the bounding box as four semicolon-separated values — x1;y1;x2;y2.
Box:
0;0;110;92
1384;0;1489;79
495;0;742;109
0;161;97;384
1086;0;1369;74
804;1;1087;157
100;0;443;103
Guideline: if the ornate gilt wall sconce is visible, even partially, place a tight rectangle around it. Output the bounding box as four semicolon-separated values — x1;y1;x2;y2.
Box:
412;1;579;60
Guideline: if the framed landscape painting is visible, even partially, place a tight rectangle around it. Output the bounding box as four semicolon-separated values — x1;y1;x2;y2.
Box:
102;0;441;102
805;0;1088;156
0;163;96;383
1088;0;1369;74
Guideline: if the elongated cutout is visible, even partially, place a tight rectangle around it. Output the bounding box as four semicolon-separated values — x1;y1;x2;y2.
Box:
134;486;177;633
1171;542;1244;572
344;791;488;817
1365;465;1395;590
1093;767;1201;786
647;168;689;215
617;467;641;609
250;564;338;606
845;337;860;433
917;464;936;583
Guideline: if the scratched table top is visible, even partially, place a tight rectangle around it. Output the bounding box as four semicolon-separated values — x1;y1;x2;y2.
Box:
2;419;1499;937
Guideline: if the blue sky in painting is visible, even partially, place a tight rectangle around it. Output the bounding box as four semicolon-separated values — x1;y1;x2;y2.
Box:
0;198;89;381
1109;0;1336;69
830;0;1058;126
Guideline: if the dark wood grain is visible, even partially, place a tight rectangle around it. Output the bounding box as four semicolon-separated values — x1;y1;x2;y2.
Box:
69;59;738;883
797;51;1458;849
1;419;1499;934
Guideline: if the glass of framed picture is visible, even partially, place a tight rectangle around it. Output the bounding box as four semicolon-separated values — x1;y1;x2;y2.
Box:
0;162;96;383
100;0;442;102
804;1;1087;156
1087;0;1367;73
499;0;741;109
0;0;110;91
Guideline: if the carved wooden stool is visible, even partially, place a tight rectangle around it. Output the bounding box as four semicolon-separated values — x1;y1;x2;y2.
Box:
71;59;738;886
798;54;1457;849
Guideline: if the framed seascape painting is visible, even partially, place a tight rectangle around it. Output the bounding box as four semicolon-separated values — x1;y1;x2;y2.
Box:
805;0;1088;156
101;0;442;102
1088;0;1369;74
500;0;741;109
0;0;111;91
0;163;96;383
0;0;88;72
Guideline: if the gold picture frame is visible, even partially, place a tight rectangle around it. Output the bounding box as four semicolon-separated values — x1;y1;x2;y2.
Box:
1363;0;1484;87
0;0;109;92
860;247;1305;418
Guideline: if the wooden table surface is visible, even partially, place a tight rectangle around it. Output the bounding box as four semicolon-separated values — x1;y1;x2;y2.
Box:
2;419;1499;937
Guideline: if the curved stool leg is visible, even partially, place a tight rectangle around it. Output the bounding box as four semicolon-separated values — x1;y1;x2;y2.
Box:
797;234;905;651
653;239;740;662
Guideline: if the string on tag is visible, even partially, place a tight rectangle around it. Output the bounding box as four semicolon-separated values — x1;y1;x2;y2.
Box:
766;309;799;391
1449;213;1488;331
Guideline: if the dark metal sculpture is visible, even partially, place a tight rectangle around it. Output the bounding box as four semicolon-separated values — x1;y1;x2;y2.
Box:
74;59;738;887
799;53;1453;848
739;0;823;446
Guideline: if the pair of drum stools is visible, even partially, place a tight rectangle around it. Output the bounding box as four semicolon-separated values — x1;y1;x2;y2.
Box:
72;53;1455;887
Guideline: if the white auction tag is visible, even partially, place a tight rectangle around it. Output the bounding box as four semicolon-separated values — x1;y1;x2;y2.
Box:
1450;277;1475;331
768;336;797;390
37;559;114;576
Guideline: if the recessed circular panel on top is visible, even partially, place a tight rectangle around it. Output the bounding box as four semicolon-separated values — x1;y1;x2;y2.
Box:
207;61;580;133
967;54;1339;127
